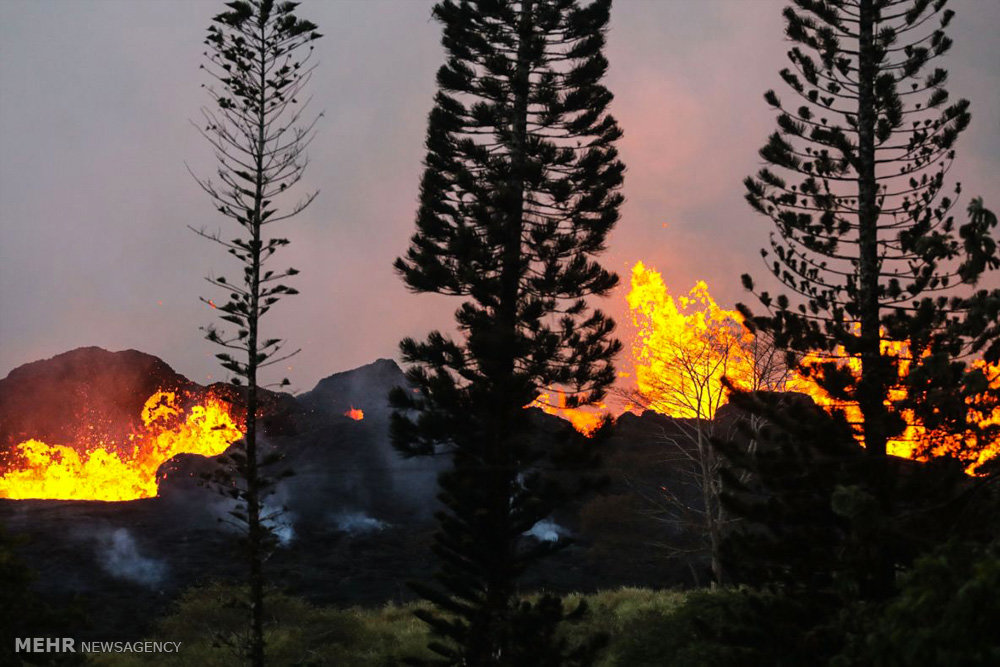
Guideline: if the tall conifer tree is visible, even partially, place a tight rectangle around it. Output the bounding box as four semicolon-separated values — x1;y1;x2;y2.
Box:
739;0;999;595
392;0;624;663
191;2;320;664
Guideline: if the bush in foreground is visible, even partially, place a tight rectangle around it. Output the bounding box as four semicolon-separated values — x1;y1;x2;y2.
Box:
89;569;1000;666
89;582;435;667
90;585;685;666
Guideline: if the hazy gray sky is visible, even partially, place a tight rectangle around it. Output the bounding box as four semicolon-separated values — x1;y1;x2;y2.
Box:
1;0;998;392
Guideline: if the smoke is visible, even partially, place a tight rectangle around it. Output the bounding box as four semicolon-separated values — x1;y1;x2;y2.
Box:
524;519;568;543
263;502;296;547
332;510;386;535
98;528;167;587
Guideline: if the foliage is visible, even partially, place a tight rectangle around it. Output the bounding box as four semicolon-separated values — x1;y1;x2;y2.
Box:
610;587;835;667
721;386;989;578
89;582;431;667
714;388;996;664
560;587;687;667
834;539;1000;666
90;585;690;667
189;1;321;664
391;0;624;663
715;393;875;595
740;0;1000;466
0;525;84;666
102;578;1000;667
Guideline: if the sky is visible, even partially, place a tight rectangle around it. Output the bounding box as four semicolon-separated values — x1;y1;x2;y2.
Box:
1;0;998;394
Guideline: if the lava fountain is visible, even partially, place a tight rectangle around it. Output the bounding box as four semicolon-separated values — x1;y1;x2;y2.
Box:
627;261;763;420
529;261;766;434
627;261;999;474
0;389;243;501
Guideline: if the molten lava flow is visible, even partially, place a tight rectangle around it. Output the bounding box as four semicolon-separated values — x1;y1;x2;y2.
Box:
530;390;606;437
627;261;760;419
0;390;243;501
344;406;364;421
787;343;1000;474
786;337;912;457
625;261;997;473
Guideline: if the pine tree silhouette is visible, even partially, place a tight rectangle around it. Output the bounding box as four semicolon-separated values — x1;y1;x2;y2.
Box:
391;1;623;663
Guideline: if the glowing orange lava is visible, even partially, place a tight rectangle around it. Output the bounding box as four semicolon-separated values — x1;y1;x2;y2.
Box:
788;342;1000;474
626;261;997;474
344;407;364;421
0;390;243;501
627;261;761;420
530;389;606;437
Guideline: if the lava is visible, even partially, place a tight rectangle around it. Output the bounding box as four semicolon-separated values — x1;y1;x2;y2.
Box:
787;343;1000;474
625;260;998;474
627;261;763;420
530;261;769;434
0;390;243;501
530;389;606;437
344;406;364;421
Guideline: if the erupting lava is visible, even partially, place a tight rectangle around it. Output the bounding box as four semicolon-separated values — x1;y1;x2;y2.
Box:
344;406;364;421
627;261;999;474
788;344;1000;474
0;390;243;501
530;390;606;437
627;261;761;419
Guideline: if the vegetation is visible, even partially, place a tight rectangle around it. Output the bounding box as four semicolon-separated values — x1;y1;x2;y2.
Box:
88;571;1000;666
741;0;999;465
0;525;84;666
189;1;321;664
835;538;1000;666
89;586;685;667
735;0;999;603
391;0;624;662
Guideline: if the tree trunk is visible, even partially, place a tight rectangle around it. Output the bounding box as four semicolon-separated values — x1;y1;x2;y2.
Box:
856;0;894;599
473;2;535;664
245;16;268;667
856;0;886;458
698;424;724;587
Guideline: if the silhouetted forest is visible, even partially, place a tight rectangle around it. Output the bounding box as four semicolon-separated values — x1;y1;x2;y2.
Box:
1;1;998;666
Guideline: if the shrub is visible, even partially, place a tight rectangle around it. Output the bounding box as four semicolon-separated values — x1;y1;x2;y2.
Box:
835;540;1000;667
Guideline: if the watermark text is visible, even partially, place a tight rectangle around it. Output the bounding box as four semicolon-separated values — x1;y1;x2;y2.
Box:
15;637;182;654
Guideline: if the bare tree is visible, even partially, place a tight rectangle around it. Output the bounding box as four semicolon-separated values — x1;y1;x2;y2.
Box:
624;273;790;585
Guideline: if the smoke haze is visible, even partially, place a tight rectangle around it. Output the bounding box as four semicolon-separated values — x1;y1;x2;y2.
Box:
1;1;997;391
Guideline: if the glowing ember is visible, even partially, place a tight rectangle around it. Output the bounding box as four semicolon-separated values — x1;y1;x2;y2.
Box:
530;389;607;437
627;261;760;419
0;390;243;501
344;406;364;421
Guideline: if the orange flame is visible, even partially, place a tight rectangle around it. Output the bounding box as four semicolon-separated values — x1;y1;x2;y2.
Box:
344;407;364;421
0;390;243;501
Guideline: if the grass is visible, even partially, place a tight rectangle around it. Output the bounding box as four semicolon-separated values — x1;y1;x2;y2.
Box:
87;584;689;666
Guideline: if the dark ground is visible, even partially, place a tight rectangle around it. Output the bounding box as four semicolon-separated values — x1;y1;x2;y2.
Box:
0;348;713;640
